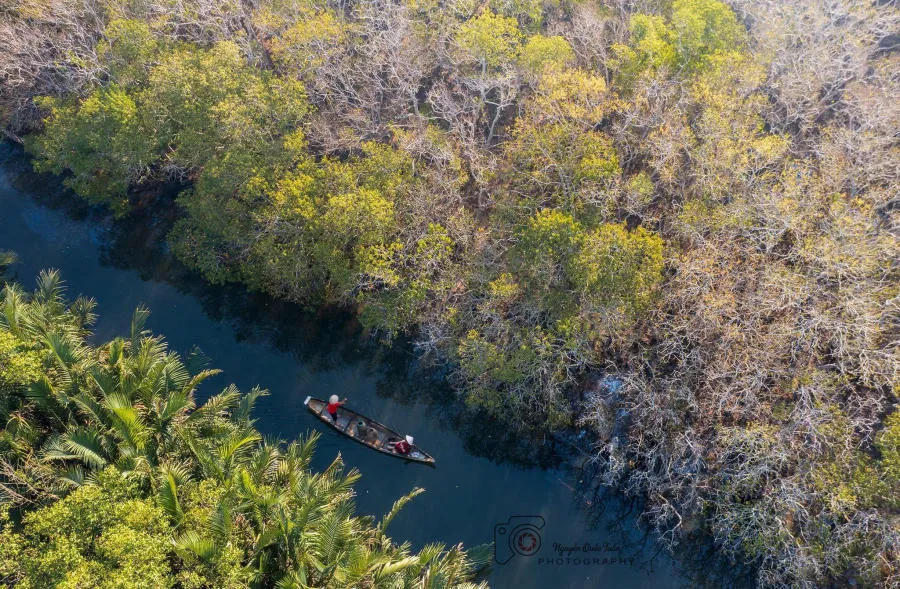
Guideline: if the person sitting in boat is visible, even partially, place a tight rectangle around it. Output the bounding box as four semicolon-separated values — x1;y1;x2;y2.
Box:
388;435;414;455
326;395;347;423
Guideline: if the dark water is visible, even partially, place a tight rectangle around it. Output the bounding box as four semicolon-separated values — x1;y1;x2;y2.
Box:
0;142;690;588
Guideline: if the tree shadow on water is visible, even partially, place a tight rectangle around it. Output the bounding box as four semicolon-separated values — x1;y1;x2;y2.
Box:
3;141;554;468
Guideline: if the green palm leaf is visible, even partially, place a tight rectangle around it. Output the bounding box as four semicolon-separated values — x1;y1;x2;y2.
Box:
174;530;218;562
217;431;262;464
188;386;241;423
235;386;269;425
44;428;108;469
35;269;64;310
379;487;425;533
374;555;420;580
69;295;97;329
0;250;18;268
157;388;193;426
158;471;183;524
130;306;151;350
210;502;232;540
104;391;148;452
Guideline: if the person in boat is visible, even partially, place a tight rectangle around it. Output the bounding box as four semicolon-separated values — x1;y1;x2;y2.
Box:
326;395;348;423
388;435;415;455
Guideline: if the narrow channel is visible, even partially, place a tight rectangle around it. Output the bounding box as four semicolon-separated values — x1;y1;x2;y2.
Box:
0;141;681;588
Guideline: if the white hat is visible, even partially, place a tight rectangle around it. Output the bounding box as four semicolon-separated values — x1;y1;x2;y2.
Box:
329;394;339;404
405;435;414;445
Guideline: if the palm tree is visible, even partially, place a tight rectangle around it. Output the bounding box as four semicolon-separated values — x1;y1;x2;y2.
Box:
1;274;491;588
38;307;226;484
0;271;97;503
175;431;490;588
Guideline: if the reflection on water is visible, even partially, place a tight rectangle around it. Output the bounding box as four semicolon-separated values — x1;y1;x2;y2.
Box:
0;141;749;588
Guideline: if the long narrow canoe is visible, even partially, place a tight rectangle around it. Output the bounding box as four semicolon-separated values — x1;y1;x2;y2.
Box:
304;396;435;465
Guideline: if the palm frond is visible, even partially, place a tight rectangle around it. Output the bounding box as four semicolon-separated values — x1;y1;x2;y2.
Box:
158;471;183;524
104;392;148;452
45;330;91;391
174;530;218;562
182;368;221;395
235;386;269;425
188;386;241;423
57;465;86;488
35;269;65;309
379;487;425;533
210;502;232;540
0;283;25;335
374;555;420;580
180;432;223;481
155;357;192;399
43;428;108;469
283;432;318;472
463;543;494;578
130;306;151;350
216;432;262;478
69;296;97;330
25;375;69;424
0;250;18;268
158;388;194;425
71;392;110;428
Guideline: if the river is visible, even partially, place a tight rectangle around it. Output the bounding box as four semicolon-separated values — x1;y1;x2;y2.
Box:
0;141;688;588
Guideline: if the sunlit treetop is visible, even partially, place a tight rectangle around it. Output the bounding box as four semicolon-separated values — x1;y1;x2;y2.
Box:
454;10;523;69
518;35;574;77
613;0;748;83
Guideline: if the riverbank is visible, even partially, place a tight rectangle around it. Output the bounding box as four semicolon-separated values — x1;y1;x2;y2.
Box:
1;140;693;588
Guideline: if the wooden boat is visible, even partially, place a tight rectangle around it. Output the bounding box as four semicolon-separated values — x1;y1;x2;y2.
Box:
304;396;435;465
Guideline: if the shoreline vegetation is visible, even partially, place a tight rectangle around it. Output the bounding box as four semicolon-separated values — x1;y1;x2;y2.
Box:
1;0;898;586
0;269;491;588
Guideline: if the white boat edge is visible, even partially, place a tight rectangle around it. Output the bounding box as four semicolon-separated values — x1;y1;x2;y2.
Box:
304;395;311;406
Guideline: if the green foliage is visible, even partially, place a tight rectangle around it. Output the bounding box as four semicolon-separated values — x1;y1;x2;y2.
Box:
876;410;900;506
9;0;898;584
613;0;747;84
146;41;309;173
29;87;159;212
518;35;574;75
670;0;746;70
96;19;160;88
269;9;346;79
358;223;456;336
624;172;655;212
0;251;16;271
569;223;664;316
507;122;619;210
0;273;488;588
172;140;414;304
511;209;583;300
616;14;677;75
455;11;523;69
28;22;309;219
0;468;173;589
0;331;44;392
489;0;548;29
458;329;530;403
